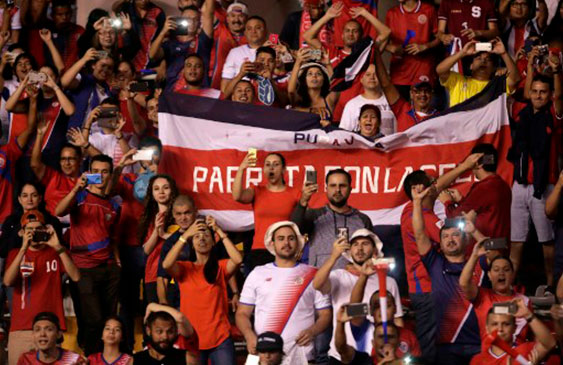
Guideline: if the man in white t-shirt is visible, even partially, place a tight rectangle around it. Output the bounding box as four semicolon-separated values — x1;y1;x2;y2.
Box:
236;221;332;365
312;228;403;363
221;15;269;94
339;64;396;135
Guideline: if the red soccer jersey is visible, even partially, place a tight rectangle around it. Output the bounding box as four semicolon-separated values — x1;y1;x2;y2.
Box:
87;352;132;365
445;174;512;241
438;0;498;46
386;1;438;86
17;349;81;365
473;288;531;347
470;342;535;365
400;201;442;294
114;173;144;247
0;137;24;223
333;0;379;48
6;247;66;332
390;97;436;132
210;22;247;90
67;190;119;269
132;4;165;71
41;168;77;216
397;327;422;358
118;98;148;135
327;44;351;68
144;224;164;284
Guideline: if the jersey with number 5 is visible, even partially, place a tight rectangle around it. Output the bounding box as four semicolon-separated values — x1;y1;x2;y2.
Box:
6;247;66;331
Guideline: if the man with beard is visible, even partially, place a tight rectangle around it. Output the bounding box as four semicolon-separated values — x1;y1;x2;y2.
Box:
236;221;332;364
291;168;373;269
149;0;214;89
312;228;403;363
436;37;520;107
412;185;482;364
49;0;85;70
134;310;198;364
373;47;438;133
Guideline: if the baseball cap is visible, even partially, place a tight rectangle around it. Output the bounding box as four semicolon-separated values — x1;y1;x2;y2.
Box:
298;62;329;79
227;3;248;15
412;80;432;90
20;210;45;227
342;228;384;263
256;331;284;352
263;221;305;256
33;311;61;331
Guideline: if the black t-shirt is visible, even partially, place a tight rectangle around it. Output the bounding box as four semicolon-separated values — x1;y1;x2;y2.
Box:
133;348;187;365
348;350;372;365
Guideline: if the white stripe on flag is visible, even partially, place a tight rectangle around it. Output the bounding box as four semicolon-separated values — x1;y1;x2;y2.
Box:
344;40;373;82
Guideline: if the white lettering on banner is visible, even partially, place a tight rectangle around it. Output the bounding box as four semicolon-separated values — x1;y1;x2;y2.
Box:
188;164;473;194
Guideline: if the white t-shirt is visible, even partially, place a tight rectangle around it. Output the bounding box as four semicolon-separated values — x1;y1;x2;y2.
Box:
89;130;138;173
327;269;403;360
221;44;257;80
339;94;397;136
240;263;331;362
0;78;20;145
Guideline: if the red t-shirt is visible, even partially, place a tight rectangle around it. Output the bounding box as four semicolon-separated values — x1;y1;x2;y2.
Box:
445;174;512;240
252;185;301;250
17;349;81;365
400;201;442;294
87;353;132;365
66;190;120;269
438;0;497;46
41;167;76;216
6;247;66;331
114;173;144;247
473;288;530;347
397;327;422;358
176;259;232;350
470;341;535;365
0;137;24;223
132;4;165;71
144;224;164;284
118;98;148;135
391;97;436;132
333;0;379;49
327;44;351;69
386;1;438;86
210;22;246;90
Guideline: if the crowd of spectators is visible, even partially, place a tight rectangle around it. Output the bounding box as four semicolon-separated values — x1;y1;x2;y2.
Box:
0;0;562;364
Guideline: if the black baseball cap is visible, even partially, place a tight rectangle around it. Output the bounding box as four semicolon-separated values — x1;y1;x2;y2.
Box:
33;312;61;330
412;80;432;90
256;331;284;352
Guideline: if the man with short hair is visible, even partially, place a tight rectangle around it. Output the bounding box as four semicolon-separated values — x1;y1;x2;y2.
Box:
412;185;482;364
312;228;403;363
209;2;248;89
436;38;520;107
174;53;221;98
441;143;512;241
256;331;285;365
17;312;84;365
133;310;198;364
55;154;121;355
4;211;80;364
149;0;214;89
221;15;269;93
470;301;556;364
49;0;85;69
339;64;396;136
373;46;438;133
236;221;332;363
291;168;373;269
510;69;562;284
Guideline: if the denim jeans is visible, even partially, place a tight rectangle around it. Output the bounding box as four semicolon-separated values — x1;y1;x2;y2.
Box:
199;337;236;365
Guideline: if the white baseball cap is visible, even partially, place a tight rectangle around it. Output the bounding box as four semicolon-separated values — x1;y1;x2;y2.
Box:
264;221;305;257
227;3;249;15
342;228;384;263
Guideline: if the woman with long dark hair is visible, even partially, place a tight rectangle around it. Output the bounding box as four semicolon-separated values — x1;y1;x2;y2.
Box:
163;216;242;364
232;152;300;273
87;316;133;365
139;174;178;303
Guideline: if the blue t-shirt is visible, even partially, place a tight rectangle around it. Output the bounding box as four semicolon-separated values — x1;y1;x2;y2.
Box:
421;247;480;346
162;32;213;89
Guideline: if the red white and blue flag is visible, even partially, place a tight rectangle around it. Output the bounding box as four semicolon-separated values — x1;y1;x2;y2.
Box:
159;77;512;231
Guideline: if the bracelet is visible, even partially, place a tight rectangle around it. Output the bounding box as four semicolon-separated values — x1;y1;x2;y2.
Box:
56;246;66;255
178;236;187;244
232;292;240;296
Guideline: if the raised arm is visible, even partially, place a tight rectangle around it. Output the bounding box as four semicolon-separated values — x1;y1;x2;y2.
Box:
45;75;75;116
302;2;343;49
45;225;80;282
162;221;207;276
313;237;349;294
61;48;97;90
16;87;40;149
232;153;256;203
206;216;243;274
549;52;562;117
4;75;29;112
200;0;215;38
335;306;357;364
149;17;175;62
144;303;194;338
459;240;483;301
373;46;400;108
39;29;65;74
514;298;556;356
349;7;391;51
491;37;520;92
31;118;48;181
435;153;483;193
349;261;375;327
55;174;87;217
412;186;433;255
437;41;477;84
